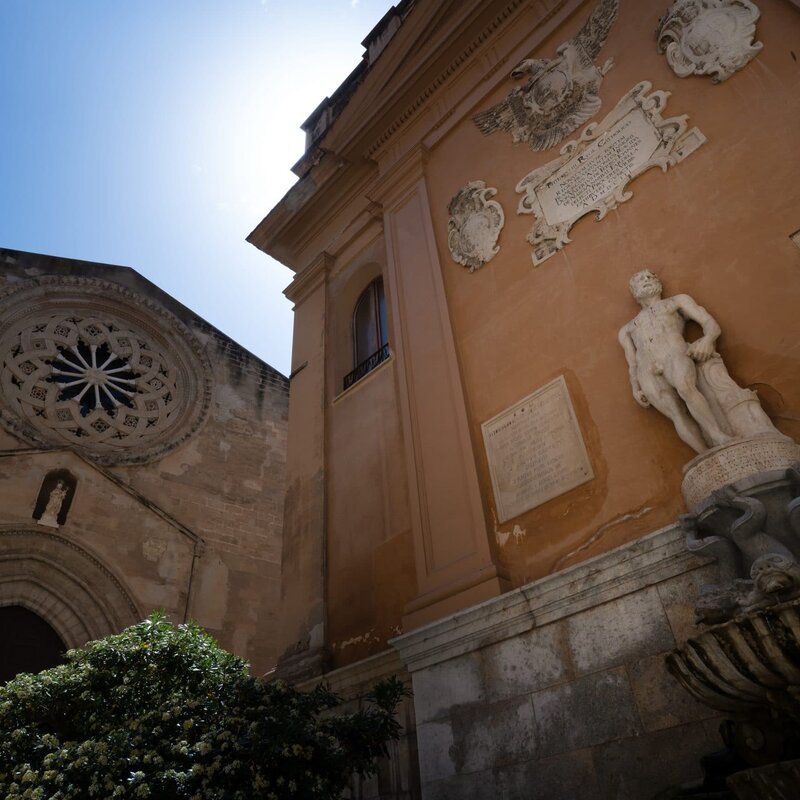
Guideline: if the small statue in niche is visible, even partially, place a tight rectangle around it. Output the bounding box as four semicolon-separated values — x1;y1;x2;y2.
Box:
618;270;781;453
33;470;76;528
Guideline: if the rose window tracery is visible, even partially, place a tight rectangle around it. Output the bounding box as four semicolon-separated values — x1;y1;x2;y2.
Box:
0;277;213;465
50;340;139;416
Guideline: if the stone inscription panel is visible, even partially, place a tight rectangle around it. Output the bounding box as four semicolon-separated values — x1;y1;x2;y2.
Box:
535;108;660;226
482;375;594;523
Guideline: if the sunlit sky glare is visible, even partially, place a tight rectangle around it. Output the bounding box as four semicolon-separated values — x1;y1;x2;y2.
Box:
0;1;394;376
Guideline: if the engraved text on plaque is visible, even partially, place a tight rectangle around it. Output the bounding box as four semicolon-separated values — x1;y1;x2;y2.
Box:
482;376;594;522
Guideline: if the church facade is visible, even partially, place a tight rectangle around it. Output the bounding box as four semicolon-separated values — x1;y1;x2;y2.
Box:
0;249;288;678
249;0;800;797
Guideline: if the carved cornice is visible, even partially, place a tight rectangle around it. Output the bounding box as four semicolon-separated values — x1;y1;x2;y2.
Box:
391;522;706;672
283;252;333;306
250;0;587;265
366;0;529;157
370;144;430;211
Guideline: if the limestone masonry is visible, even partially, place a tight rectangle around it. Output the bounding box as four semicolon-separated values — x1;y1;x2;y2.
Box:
0;249;288;676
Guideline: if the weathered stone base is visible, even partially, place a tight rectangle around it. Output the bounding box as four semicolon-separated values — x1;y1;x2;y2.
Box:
727;759;800;799
681;435;800;510
385;523;722;799
296;649;421;800
299;523;800;798
274;646;332;683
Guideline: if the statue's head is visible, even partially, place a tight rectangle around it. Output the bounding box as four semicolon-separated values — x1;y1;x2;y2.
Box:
629;270;662;301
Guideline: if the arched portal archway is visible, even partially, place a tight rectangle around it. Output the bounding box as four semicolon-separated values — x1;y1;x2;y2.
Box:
0;528;141;655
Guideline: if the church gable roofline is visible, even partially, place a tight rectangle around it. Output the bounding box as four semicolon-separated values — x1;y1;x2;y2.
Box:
0;247;287;382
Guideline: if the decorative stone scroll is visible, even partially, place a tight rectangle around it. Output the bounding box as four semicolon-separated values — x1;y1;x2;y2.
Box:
516;82;705;265
481;375;593;522
657;0;763;83
473;0;618;152
447;181;504;271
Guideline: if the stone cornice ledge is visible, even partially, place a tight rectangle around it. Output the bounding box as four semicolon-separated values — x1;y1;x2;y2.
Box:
283;252;332;306
391;522;709;672
295;648;408;699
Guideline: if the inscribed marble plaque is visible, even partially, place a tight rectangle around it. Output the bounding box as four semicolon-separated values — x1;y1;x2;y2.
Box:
516;81;706;266
482;376;593;522
535;108;660;226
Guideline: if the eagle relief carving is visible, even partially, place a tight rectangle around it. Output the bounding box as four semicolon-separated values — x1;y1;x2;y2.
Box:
472;0;619;151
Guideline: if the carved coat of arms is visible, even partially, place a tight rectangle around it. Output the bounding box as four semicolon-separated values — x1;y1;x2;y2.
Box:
657;0;763;83
472;0;619;151
447;181;505;272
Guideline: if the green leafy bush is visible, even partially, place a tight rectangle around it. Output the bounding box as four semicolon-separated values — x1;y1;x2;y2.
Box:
0;615;407;799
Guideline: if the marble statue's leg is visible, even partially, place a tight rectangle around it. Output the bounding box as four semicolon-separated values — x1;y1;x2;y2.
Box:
639;371;708;453
666;356;731;447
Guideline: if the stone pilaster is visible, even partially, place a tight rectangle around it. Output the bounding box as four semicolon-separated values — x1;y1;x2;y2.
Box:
276;252;332;680
374;146;508;630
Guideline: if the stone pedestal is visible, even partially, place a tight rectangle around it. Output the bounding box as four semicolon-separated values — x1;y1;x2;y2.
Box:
678;436;800;624
681;435;800;511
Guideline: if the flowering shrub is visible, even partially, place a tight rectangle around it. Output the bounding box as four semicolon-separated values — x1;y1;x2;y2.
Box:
0;615;407;799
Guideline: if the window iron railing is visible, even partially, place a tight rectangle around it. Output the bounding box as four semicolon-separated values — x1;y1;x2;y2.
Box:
343;343;390;391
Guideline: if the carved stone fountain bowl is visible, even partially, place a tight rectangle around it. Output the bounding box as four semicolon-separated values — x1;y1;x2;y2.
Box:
666;597;800;722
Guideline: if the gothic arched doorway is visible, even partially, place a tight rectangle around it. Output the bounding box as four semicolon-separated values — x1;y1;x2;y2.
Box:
0;605;66;682
0;528;141;676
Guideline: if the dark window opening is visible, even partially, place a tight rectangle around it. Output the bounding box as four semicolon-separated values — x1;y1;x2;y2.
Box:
47;340;139;417
344;278;389;391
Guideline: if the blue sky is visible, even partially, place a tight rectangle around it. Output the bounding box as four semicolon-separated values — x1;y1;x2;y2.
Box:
0;1;393;375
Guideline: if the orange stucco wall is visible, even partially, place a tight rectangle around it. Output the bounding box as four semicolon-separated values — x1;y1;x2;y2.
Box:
423;0;800;586
324;234;417;668
260;0;800;670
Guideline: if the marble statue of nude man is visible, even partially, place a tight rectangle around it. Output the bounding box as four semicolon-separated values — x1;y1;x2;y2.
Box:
618;270;733;454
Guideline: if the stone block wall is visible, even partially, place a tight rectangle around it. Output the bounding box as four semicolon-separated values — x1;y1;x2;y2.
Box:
390;524;725;799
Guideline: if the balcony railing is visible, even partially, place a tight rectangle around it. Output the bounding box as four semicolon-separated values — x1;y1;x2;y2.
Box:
343;343;390;391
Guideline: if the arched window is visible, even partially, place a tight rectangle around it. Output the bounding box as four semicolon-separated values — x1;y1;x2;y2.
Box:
344;278;389;390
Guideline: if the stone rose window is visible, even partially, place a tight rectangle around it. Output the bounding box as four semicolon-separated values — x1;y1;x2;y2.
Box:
0;277;212;465
50;338;140;415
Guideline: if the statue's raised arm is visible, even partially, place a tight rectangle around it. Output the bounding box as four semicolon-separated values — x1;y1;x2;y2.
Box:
673;293;721;363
